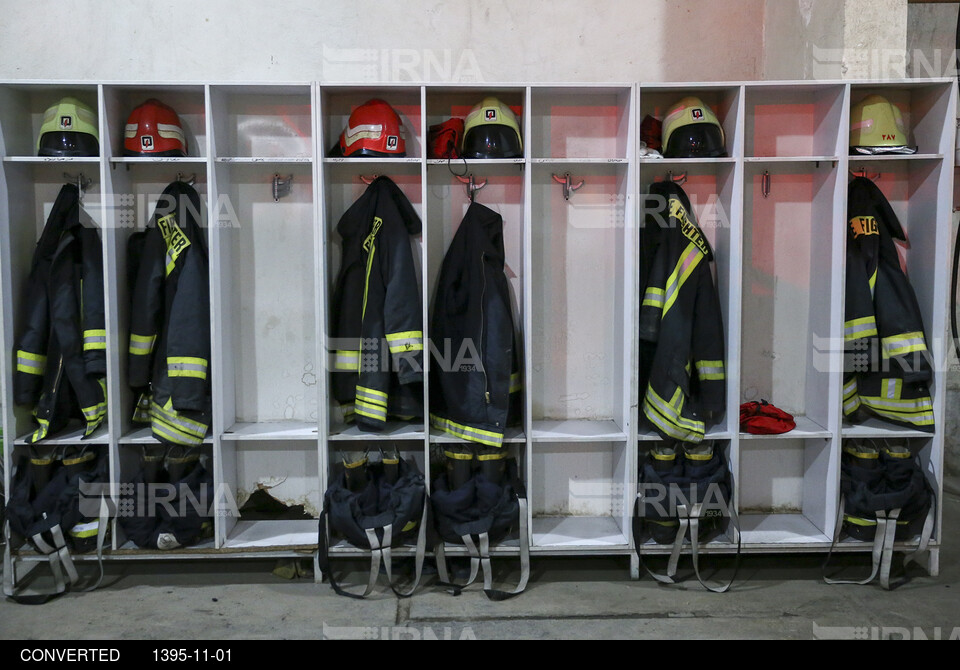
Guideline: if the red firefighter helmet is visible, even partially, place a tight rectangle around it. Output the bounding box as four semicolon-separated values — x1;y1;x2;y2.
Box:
124;99;187;157
337;99;406;157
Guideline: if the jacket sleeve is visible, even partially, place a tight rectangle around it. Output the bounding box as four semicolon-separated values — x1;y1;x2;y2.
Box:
380;210;423;385
164;245;211;412
691;265;726;417
13;263;50;406
80;228;106;376
638;238;667;343
874;260;932;384
127;229;165;389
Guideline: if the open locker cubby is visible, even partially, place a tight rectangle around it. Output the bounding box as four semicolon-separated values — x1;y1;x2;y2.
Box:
744;83;845;159
740;161;840;438
0;80;952;587
638;85;742;161
528;162;632;441
637;160;739;441
635;440;739;553
531;440;630;549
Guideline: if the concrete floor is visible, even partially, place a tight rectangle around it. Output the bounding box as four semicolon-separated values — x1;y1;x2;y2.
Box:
1;481;958;641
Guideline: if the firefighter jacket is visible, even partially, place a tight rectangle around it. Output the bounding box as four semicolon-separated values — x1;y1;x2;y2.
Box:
330;176;423;430
842;177;934;432
14;184;106;443
639;182;726;443
429;202;522;448
127;181;212;446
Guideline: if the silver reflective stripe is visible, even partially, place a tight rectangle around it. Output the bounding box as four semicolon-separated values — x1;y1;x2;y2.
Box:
885;379;897;400
355;388;387;407
355;401;387;420
387;337;421;351
168;362;206;374
844;319;877;339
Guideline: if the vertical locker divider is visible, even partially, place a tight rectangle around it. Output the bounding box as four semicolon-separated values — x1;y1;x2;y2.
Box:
522;85;534;548
97;84;123;550
419;85;430;488
313;83;328;514
822;83;853;542
0;84;18;588
727;84;747;542
206;84;235;548
629;84;642;577
616;84;637;547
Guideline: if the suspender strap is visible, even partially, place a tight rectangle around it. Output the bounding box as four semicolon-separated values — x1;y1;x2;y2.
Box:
689;502;742;593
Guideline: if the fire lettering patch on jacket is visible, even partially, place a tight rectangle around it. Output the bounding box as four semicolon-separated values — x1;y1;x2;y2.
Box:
849;216;879;239
157;213;192;263
670;198;710;257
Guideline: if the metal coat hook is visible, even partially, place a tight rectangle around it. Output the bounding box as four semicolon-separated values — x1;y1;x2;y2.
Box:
552;172;585;200
456;173;486;202
666;170;687;186
64;172;92;202
761;170;771;199
359;174;379;185
273;174;293;201
850;167;880;181
177;172;196;186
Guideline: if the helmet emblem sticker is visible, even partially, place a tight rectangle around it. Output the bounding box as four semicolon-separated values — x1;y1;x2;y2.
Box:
692;108;704;120
386;135;398;150
485;109;497;121
60;116;73;129
141;135;154;150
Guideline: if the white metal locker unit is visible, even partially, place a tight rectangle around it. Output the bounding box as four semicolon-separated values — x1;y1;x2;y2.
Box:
0;80;952;591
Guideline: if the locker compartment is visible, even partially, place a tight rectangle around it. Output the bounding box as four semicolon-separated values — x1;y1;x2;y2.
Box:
530;86;633;160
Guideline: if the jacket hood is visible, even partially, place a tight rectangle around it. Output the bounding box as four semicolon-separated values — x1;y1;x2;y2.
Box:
337;176;422;239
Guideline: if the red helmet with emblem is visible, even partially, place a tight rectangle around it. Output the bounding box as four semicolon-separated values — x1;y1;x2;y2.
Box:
124;99;187;157
336;99;406;157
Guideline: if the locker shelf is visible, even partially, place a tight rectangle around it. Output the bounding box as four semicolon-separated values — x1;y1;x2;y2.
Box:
738;513;831;546
531;420;626;442
14;424;109;446
3;156;100;163
532;516;628;548
222;519;318;549
328;422;426;441
739;415;831;440
841;417;933;440
222;422;319;441
118;427;213;445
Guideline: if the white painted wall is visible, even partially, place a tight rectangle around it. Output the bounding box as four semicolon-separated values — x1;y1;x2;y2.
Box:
0;0;766;83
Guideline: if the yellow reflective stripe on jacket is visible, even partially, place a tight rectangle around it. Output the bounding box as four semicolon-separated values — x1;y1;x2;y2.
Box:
16;350;47;375
356;385;387;403
509;372;522;394
860;394;933;414
30;417;51;443
843;316;878;341
695;359;725;381
151;417;204;446
430;413;504;448
642;399;703;442
340;402;355;419
129;333;157;356
355;399;388;422
858;403;935;427
644;385;703;432
642;286;665;309
881;331;927;358
334;350;360;371
843;376;861;415
385;330;423;354
82;329;107;351
361;243;376;319
662;242;703;316
868;268;878;296
149;400;208;439
167;356;209;380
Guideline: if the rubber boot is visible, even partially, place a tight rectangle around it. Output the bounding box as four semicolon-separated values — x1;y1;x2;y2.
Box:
647;443;680;545
476;445;506;485
29;447;58;498
62;446;97;477
842;440;881;541
650;442;678;474
143;446;167;483
444;444;474;490
382;445;400;485
166;448;200;484
342;451;369;493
